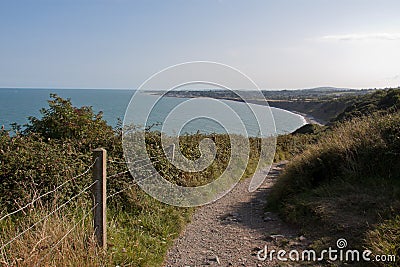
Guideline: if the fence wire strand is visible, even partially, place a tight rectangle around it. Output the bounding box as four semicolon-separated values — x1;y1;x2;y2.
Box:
107;156;158;165
0;180;97;250
134;160;160;170
106;159;161;180
106;170;130;179
34;203;99;267
107;172;157;199
0;159;98;222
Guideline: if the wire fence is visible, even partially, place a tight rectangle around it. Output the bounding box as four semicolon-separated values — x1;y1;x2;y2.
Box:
107;156;158;165
0;160;97;223
107;172;157;200
0;180;98;251
106;159;161;199
0;149;160;265
34;202;99;267
106;170;130;179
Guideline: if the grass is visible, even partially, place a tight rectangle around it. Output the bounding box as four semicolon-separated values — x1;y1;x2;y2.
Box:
366;216;400;266
0;130;267;266
274;131;321;162
0;199;106;266
5;93;379;266
106;191;192;266
267;112;400;265
0;188;192;266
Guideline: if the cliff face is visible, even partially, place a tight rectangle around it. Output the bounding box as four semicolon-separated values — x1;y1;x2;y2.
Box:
267;100;350;124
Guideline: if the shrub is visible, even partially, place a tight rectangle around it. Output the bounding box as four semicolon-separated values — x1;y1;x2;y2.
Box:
24;94;117;152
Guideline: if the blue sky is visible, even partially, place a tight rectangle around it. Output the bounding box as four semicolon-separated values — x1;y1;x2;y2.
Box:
0;0;399;89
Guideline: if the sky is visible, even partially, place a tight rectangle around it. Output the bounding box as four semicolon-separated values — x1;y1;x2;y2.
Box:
0;0;399;90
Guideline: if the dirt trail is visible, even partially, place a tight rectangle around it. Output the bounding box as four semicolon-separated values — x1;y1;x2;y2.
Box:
164;162;305;267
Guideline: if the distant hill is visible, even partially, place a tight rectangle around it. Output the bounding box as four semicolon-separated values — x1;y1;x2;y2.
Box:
261;87;371;101
305;86;353;92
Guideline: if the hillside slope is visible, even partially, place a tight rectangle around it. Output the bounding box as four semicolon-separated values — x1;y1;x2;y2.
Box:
268;89;400;265
333;88;400;122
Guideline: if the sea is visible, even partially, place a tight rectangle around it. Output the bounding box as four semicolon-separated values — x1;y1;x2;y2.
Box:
0;88;306;136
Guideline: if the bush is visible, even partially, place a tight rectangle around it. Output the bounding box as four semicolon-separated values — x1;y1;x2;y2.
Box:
24;94;117;152
0;133;92;211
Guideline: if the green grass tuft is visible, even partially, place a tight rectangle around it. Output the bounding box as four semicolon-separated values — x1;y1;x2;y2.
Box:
268;112;400;264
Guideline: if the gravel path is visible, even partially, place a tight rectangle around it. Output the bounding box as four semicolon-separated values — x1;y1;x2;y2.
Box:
164;162;305;267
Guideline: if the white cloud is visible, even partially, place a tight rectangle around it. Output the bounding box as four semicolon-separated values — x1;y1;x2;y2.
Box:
320;33;400;41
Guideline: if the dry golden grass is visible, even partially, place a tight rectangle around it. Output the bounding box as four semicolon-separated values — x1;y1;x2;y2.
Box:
0;187;192;267
0;200;108;267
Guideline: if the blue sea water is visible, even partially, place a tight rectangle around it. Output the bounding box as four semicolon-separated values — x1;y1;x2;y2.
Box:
0;88;306;136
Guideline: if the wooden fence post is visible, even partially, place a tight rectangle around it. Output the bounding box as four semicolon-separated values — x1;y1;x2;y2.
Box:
92;148;107;249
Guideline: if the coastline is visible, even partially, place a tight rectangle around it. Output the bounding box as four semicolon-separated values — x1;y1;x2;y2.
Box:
286;110;325;126
144;91;326;127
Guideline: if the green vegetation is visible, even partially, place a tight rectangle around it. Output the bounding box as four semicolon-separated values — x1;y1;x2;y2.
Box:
274;132;319;162
0;94;265;266
268;88;400;265
333;88;400;123
1;95;191;266
3;87;400;266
